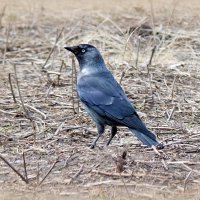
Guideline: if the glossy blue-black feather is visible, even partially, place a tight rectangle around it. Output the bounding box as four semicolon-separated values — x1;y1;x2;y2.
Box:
65;44;160;147
77;71;157;142
77;71;134;118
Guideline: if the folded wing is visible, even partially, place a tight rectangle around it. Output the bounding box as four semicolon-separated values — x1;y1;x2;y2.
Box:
77;72;154;137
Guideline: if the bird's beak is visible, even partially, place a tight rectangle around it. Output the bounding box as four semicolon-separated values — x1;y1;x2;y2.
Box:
64;46;79;54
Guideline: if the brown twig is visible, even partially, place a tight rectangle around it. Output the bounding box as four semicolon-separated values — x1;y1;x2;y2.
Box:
73;58;78;83
72;57;80;114
0;5;6;27
44;83;53;102
119;71;125;85
22;152;28;182
167;0;178;27
161;159;169;170
167;104;176;121
135;36;141;69
13;65;30;119
71;57;76;115
42;27;64;69
57;60;64;85
8;73;17;103
69;164;84;184
149;0;156;42
64;153;77;168
54;118;67;135
151;145;168;170
61;125;91;132
77;99;80;116
24;104;46;119
13;65;38;141
148;46;156;66
92;170;133;177
47;71;61;76
184;170;193;192
3;24;10;65
122;17;147;59
0;154;28;184
0;109;16;115
36;162;40;185
171;75;177;102
182;163;200;175
120;63;130;85
164;137;200;147
119;173;132;200
39;158;60;185
146;46;156;99
73;165;84;179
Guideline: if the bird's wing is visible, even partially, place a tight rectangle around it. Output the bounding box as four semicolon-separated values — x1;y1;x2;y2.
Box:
77;71;157;142
77;72;145;127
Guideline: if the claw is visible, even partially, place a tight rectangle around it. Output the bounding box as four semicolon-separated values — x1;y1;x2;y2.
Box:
90;143;95;149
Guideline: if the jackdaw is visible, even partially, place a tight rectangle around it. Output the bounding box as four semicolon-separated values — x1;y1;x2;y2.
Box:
64;44;163;149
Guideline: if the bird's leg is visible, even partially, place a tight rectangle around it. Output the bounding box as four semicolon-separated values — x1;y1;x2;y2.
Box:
106;126;117;146
90;124;105;149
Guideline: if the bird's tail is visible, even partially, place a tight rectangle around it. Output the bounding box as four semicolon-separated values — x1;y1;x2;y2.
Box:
129;128;163;148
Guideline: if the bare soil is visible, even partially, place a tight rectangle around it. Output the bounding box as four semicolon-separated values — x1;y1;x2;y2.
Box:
0;0;200;199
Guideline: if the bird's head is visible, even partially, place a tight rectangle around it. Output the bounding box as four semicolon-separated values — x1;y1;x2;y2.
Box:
64;44;106;71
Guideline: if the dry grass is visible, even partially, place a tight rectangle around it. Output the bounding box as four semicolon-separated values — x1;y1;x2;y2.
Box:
0;0;200;199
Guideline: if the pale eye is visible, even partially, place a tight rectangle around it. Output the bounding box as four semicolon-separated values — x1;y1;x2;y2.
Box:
81;49;86;53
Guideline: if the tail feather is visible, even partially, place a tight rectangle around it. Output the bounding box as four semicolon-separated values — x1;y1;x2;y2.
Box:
129;128;159;147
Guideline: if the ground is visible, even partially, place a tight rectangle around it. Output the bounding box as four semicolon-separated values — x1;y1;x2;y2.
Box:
0;0;200;199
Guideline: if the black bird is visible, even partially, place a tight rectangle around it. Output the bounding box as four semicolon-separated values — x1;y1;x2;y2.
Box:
64;44;163;149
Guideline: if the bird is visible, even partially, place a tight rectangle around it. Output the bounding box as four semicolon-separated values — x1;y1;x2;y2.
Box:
64;44;163;150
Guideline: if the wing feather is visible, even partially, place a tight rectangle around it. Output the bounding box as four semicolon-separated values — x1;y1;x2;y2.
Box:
77;72;134;118
77;71;148;132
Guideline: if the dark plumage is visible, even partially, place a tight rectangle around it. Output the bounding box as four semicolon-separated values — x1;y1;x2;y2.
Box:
64;44;163;149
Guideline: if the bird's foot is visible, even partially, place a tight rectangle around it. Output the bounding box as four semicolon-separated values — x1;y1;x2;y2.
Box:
90;144;95;149
90;143;105;150
152;145;169;160
106;141;111;146
156;143;164;150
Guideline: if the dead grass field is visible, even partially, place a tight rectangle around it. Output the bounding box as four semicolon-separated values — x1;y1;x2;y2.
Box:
0;0;200;199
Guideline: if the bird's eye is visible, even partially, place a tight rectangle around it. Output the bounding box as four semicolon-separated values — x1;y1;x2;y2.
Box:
81;49;86;53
